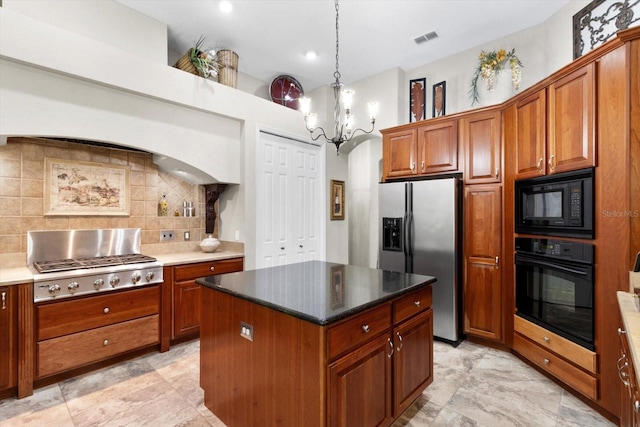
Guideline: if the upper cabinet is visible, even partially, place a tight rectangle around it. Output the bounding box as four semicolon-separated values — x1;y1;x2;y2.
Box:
382;128;418;179
460;109;502;184
513;63;596;180
382;119;458;181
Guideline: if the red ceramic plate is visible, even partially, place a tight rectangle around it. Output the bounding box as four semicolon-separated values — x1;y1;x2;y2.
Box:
270;75;304;110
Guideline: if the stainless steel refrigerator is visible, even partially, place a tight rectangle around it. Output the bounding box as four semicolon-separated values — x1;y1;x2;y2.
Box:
379;177;461;343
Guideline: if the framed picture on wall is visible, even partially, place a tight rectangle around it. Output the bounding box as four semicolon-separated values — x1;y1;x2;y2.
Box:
409;78;426;122
330;180;345;220
432;81;446;118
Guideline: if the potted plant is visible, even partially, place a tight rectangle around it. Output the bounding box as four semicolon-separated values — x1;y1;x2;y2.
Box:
173;35;219;79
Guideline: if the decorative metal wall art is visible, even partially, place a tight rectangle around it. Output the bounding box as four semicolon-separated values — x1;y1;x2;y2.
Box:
432;81;446;118
573;0;639;59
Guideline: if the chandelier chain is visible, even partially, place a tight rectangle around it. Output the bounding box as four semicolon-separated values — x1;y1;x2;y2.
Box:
334;0;341;83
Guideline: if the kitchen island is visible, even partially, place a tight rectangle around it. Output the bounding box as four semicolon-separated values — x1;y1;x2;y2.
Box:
196;260;436;427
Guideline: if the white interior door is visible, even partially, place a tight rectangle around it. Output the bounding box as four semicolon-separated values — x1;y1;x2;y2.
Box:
256;131;323;268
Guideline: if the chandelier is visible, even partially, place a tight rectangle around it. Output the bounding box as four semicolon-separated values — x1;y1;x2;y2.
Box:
299;0;378;154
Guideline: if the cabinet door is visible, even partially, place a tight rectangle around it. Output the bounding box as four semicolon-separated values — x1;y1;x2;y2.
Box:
0;286;16;392
463;185;502;341
514;90;547;179
328;334;393;427
547;63;596;174
173;280;201;339
417;120;458;174
393;309;433;417
383;129;417;179
460;110;502;184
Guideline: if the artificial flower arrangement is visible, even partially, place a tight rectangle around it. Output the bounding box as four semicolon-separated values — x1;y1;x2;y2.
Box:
470;48;523;105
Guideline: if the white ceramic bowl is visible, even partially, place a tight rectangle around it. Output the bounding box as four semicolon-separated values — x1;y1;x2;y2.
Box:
200;236;220;253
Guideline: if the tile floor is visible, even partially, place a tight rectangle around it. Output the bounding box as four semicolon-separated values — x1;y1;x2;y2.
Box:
0;339;616;427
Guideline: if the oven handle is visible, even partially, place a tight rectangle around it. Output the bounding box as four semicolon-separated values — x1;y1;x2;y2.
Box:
515;253;590;277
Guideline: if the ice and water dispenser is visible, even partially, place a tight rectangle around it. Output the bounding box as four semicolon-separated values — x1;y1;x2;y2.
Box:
382;217;403;252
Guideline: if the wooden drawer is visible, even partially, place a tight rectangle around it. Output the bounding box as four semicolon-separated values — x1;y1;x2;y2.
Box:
328;304;391;361
514;315;597;374
513;333;597;400
174;257;244;281
37;314;159;378
393;286;432;324
37;286;160;341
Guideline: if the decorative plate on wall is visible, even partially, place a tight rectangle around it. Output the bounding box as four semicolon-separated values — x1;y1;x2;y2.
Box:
269;75;304;111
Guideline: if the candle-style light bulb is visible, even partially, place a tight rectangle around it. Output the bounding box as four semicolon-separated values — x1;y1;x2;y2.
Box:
368;101;379;120
306;113;318;130
299;97;311;115
341;89;355;110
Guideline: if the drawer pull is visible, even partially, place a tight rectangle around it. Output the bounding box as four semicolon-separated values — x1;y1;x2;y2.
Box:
396;331;403;352
210;266;215;272
537;158;544;174
387;338;394;358
103;339;109;346
543;358;550;365
414;300;421;307
361;324;370;333
543;336;549;343
1;291;6;310
103;307;110;314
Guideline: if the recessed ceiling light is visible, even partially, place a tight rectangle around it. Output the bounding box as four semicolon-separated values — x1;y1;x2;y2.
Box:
305;51;317;60
219;1;233;13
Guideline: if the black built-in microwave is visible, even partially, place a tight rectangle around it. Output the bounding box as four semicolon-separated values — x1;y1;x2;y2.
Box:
515;168;594;239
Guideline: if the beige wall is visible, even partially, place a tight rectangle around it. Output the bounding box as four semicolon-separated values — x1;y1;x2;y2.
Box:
0;138;218;268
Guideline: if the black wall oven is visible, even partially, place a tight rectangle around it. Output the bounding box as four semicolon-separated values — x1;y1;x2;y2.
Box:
515;237;595;351
515;168;594;239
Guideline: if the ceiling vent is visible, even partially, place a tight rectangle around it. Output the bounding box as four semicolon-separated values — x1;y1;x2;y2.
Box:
414;31;439;45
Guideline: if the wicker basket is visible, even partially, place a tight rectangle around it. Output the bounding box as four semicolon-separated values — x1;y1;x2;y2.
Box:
217;50;238;88
173;49;200;76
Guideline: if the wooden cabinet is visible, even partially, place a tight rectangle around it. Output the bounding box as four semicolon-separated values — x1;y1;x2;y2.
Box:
381;120;458;181
171;257;244;341
328;286;433;426
514;316;597;400
416;120;458;175
328;334;393;427
619;327;640;427
201;280;433;427
460;109;502;184
513;63;595;180
463;185;502;341
0;286;17;397
382;128;417;179
35;286;160;379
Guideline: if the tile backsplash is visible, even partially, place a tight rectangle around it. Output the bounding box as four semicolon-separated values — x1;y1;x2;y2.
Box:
0;137;219;268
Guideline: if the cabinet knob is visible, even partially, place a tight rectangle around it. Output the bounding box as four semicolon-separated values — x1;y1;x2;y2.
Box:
1;291;5;310
103;339;109;346
361;324;370;333
414;300;421;307
210;266;215;272
543;336;549;343
619;328;626;335
543;358;550;365
634;401;640;413
103;307;110;314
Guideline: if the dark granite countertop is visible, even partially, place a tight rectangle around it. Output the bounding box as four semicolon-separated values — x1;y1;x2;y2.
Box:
195;260;436;326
